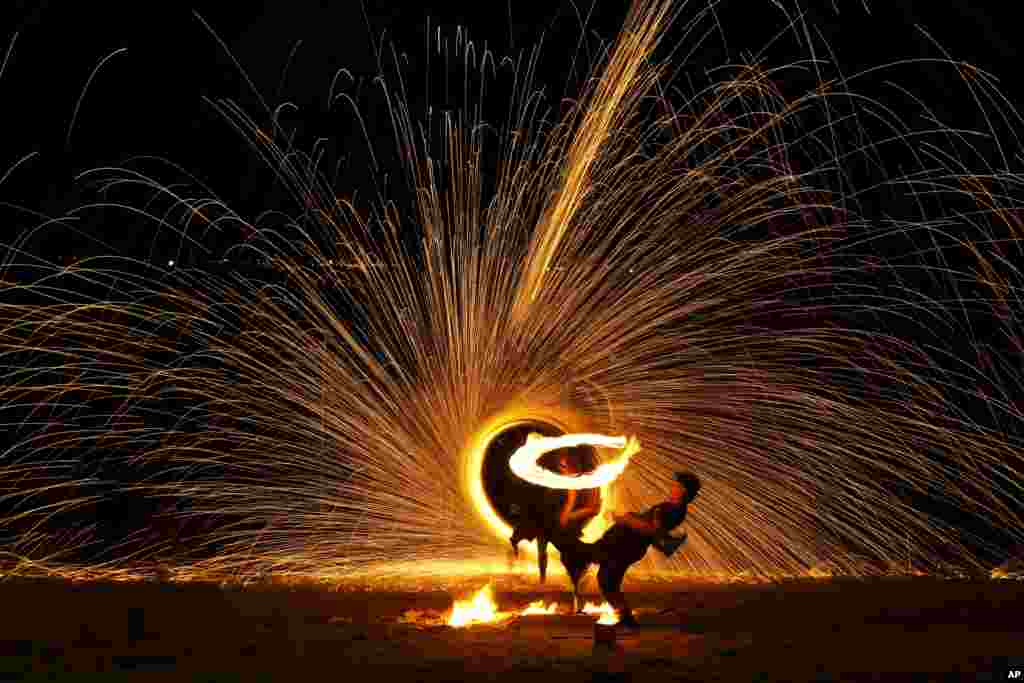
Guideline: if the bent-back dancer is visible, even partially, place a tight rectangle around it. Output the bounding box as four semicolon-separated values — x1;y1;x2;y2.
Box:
561;471;700;626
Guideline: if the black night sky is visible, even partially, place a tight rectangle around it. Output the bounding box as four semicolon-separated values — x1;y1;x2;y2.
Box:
5;1;1022;262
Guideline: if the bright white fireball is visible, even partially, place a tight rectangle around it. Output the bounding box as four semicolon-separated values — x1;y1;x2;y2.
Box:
508;433;640;490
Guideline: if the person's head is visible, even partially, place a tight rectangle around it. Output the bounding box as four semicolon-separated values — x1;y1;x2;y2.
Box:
556;451;577;474
672;471;701;503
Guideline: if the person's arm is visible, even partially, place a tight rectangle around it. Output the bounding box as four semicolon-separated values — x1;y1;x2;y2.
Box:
563;505;600;524
558;490;578;528
579;489;602;518
560;489;602;527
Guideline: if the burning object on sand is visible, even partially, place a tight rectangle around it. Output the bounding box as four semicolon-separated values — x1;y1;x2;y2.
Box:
433;585;618;628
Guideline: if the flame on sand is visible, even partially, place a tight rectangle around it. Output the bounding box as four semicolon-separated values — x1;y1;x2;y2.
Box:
509;433;640;490
520;600;561;616
582;601;618;623
446;587;614;626
447;584;506;626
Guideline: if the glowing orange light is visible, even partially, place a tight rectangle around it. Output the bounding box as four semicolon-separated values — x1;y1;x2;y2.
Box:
446;584;507;627
520;600;561;616
582;601;618;622
991;567;1022;581
463;412;620;554
509;433;639;490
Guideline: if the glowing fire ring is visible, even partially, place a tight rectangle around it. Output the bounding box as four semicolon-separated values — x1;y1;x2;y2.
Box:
509;433;639;490
463;408;625;552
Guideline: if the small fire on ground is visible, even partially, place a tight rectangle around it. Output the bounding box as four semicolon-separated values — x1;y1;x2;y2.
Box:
581;600;618;623
448;584;506;627
520;599;560;616
410;584;618;627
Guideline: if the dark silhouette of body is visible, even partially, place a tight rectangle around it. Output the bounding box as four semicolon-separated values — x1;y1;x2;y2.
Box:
509;450;602;611
514;470;700;624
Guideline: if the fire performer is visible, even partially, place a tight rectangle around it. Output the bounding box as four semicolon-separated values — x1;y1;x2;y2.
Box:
509;451;601;583
554;451;603;537
566;471;700;627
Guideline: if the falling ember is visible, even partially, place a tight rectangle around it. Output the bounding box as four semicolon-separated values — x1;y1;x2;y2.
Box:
509;433;640;490
446;584;506;627
520;600;561;616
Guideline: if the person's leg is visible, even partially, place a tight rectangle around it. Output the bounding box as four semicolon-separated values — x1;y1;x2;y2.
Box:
537;535;548;583
597;560;636;625
561;544;590;613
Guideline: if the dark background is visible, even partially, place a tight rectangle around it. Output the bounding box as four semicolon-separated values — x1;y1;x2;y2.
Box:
4;0;1022;263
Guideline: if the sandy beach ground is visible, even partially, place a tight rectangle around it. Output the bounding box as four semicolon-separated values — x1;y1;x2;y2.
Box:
0;574;1020;681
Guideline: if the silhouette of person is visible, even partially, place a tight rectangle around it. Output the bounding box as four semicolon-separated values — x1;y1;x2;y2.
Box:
510;448;604;612
561;471;700;627
554;450;603;537
509;449;599;570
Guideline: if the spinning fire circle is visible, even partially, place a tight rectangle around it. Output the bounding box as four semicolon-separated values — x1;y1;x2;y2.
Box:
508;432;639;490
464;410;637;553
478;420;596;529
